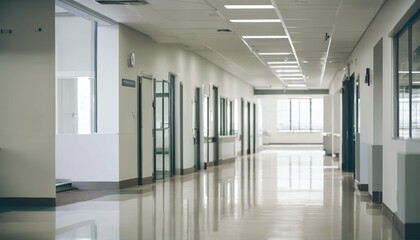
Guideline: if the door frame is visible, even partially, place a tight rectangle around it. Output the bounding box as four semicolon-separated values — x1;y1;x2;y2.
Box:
169;73;176;177
247;101;251;155
180;82;184;175
213;85;219;166
194;87;202;171
241;98;245;156
137;76;143;185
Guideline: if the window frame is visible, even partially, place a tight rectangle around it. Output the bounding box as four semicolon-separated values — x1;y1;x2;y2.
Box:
276;98;323;132
395;11;420;139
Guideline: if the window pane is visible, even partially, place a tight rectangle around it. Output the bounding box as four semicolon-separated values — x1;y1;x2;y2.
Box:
311;98;324;131
277;99;290;130
398;27;410;138
299;99;310;131
412;17;420;138
56;10;96;134
291;99;300;130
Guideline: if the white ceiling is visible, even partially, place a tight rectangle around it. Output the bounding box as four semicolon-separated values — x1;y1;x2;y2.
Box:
74;0;385;89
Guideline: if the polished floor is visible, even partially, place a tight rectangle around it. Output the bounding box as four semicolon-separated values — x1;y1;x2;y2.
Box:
0;145;403;240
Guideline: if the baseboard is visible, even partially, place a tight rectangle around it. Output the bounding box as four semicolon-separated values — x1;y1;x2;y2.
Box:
142;176;153;185
206;161;215;167
219;157;235;165
383;203;420;239
0;197;55;207
73;178;138;190
182;167;194;175
355;180;368;191
369;191;382;203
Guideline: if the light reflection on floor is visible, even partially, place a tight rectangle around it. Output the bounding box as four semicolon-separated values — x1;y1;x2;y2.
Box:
0;145;403;240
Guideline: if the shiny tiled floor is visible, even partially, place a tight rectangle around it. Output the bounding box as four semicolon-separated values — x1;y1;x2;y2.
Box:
0;145;403;239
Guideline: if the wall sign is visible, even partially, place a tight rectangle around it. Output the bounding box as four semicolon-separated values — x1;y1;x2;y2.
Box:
122;78;135;88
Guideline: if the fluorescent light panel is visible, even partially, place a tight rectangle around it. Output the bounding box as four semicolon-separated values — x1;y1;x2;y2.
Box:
399;71;420;74
258;52;291;55
230;19;281;23
275;69;301;73
225;5;274;9
268;61;298;64
281;77;304;80
243;35;288;39
270;65;299;68
278;74;304;76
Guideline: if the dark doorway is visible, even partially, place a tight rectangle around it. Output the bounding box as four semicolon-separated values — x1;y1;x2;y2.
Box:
241;98;245;156
247;102;251;155
194;87;202;171
342;74;355;172
138;75;153;185
213;86;219;165
253;103;256;154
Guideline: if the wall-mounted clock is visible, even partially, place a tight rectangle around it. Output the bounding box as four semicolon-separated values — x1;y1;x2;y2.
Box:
128;52;135;67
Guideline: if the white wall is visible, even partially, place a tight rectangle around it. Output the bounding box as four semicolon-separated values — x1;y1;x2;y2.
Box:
118;25;255;181
0;0;56;198
97;25;119;134
259;96;324;144
328;0;418;213
56;134;119;181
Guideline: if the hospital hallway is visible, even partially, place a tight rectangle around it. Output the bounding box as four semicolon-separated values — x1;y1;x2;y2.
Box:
0;146;402;240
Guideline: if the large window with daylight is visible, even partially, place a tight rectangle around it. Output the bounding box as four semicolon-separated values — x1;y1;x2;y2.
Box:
396;12;420;138
56;5;97;134
277;98;323;132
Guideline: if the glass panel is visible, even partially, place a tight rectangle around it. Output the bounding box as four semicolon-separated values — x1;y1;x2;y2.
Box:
163;81;170;175
56;9;96;134
277;99;290;131
291;99;300;131
412;17;420;138
398;27;410;138
155;81;164;180
299;99;310;131
311;99;324;131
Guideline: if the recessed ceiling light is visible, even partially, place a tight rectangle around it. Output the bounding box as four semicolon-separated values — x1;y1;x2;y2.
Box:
230;19;281;23
258;52;291;55
243;35;288;39
270;65;299;68
225;5;274;9
268;61;298;64
275;69;301;73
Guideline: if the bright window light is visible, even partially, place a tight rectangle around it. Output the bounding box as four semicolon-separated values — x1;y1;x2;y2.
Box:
225;5;274;9
268;61;298;64
230;19;281;23
270;65;299;68
243;35;288;39
275;69;301;73
258;52;291;55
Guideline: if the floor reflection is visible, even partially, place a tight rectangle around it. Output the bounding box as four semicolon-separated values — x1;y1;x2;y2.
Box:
0;145;404;239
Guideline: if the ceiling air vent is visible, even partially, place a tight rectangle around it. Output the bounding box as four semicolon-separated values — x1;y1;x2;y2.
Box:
95;0;149;5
